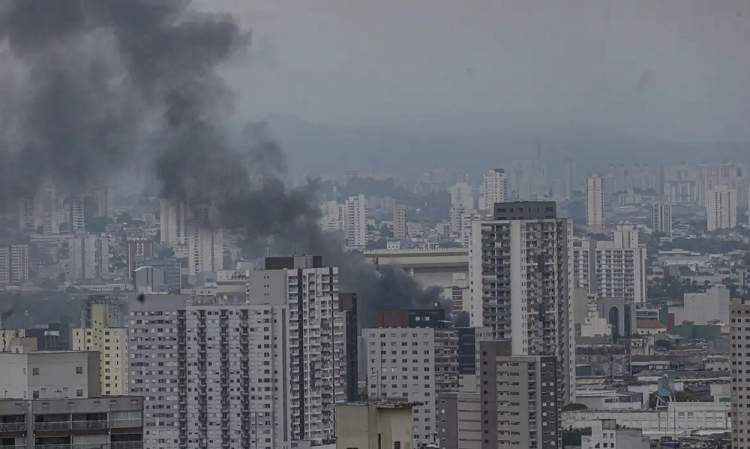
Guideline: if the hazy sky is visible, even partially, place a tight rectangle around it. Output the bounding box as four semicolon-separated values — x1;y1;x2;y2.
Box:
199;0;750;144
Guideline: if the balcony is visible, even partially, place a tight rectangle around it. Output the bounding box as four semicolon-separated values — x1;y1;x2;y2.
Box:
34;421;72;431
0;422;26;432
72;419;109;431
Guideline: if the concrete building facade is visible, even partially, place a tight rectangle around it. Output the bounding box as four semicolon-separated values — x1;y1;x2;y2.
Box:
732;299;750;449
335;403;414;449
0;351;101;401
706;185;737;231
72;302;129;396
468;201;575;404
586;174;605;234
364;325;458;447
651;202;673;237
479;340;561;449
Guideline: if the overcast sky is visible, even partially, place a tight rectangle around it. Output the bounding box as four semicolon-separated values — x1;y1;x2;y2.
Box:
198;0;750;144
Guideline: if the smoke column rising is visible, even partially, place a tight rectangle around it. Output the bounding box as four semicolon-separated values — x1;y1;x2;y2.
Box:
0;0;448;323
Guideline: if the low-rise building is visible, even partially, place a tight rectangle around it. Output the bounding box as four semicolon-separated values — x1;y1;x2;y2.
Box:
335;402;414;449
582;418;649;449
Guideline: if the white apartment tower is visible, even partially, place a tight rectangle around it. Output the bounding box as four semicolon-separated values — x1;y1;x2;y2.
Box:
364;311;459;447
586;174;605;234
393;204;407;239
651;203;673;237
706;185;737;231
732;299;750;449
187;225;223;275
572;226;647;304
41;181;59;236
160;199;189;246
68;234;110;280
479;169;506;210
70;194;86;232
469;201;575;404
128;295;187;449
450;182;474;234
345;194;368;248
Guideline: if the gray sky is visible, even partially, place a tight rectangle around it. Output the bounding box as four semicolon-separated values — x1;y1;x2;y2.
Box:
199;0;750;144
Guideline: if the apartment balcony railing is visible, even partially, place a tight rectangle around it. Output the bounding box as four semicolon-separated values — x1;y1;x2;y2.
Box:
35;419;143;432
33;443;144;449
0;422;26;432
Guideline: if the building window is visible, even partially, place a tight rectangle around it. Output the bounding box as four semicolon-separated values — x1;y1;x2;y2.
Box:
32;391;39;399
76;366;83;374
32;368;39;376
76;389;84;397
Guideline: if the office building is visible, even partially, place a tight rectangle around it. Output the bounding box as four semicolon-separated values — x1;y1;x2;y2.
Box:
0;244;29;285
393;203;407;239
160;199;188;246
364;309;459;447
479;169;506;210
335;403;414;449
468;201;574;403
72;302;129;396
586;174;605;234
345;194;368;248
731;299;750;449
706;185;737;231
479;340;560;449
651;203;673;237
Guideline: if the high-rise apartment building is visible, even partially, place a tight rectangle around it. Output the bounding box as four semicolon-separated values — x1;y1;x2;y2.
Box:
187;225;223;275
127;295;187;449
706;185;737;231
479;340;561;449
563;159;575;200
345;194;368;248
651;203;673;237
572;226;647;304
128;256;348;449
586;174;605;234
0;244;29;285
41;181;59;236
468;201;574;403
451;182;475;234
70;193;86;232
393;203;407;239
72;301;129;396
127;237;155;282
68;234;110;280
480;169;506;210
160;199;189;246
459;209;492;248
731;299;750;449
364;310;459;447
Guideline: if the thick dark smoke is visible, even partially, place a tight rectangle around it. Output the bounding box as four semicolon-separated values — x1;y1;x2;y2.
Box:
0;0;448;325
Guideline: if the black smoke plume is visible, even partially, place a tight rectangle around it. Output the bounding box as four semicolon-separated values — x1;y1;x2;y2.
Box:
0;0;447;324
